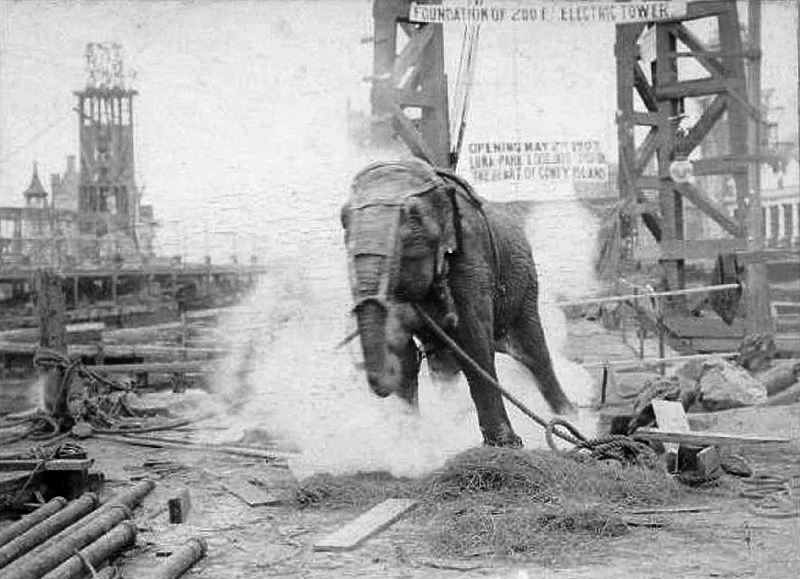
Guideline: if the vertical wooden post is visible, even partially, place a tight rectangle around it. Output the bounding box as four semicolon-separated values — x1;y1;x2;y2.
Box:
37;270;69;423
743;0;773;335
655;23;685;299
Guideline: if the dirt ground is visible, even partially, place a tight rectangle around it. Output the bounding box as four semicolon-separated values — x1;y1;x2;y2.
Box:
2;318;799;579
16;400;784;579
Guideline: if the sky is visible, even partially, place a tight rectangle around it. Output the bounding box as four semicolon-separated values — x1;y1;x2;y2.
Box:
0;0;797;261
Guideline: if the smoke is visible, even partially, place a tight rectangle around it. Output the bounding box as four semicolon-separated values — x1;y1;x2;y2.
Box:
201;174;604;479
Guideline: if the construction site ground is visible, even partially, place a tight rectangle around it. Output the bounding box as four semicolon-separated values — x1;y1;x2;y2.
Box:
3;317;800;579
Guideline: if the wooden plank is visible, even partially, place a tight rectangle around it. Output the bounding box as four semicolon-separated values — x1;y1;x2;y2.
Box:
632;112;661;126
652;399;689;457
655;238;748;260
636;175;664;190
633;64;658;112
692;157;748;176
652;400;689;432
674;182;743;237
223;479;282;507
635;428;789;445
391;25;434;89
656;77;728;99
314;498;418;551
670;23;725;77
0;458;93;472
665;317;746;338
635;128;660;173
677;95;727;156
90;361;208;374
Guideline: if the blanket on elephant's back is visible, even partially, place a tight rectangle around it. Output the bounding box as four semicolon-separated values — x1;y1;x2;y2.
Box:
351;158;444;209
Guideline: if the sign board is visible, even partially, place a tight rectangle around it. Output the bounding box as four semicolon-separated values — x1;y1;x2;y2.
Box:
465;140;608;183
410;1;688;25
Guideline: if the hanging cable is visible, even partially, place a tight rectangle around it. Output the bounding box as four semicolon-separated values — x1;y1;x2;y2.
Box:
450;22;480;167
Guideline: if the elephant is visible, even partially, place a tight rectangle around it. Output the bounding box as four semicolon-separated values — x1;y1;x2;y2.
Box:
340;157;575;447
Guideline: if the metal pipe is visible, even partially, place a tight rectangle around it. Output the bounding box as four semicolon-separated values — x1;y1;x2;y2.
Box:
0;493;98;569
147;537;207;579
0;497;68;549
39;522;136;579
0;505;131;579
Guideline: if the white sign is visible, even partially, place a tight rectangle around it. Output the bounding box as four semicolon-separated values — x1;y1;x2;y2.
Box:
410;1;688;25
465;140;609;183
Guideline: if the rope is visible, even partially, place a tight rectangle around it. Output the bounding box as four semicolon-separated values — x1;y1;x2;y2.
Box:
413;304;656;466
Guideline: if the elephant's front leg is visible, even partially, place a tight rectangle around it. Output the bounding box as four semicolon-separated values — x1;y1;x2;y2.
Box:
452;304;522;447
394;338;421;407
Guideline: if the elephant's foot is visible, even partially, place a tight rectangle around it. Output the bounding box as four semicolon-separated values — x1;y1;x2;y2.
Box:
482;428;523;448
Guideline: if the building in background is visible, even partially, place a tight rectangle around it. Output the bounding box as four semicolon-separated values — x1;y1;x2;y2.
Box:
0;44;157;270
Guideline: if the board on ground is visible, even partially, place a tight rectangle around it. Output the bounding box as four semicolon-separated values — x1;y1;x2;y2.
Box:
313;498;418;552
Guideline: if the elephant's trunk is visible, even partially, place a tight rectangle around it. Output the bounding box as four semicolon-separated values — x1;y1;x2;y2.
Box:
351;252;402;398
354;300;394;397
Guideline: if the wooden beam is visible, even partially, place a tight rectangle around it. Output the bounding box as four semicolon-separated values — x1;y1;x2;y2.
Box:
635;128;660;173
656;77;728;99
0;458;93;472
223;479;281;507
692;157;748;176
632;112;661;126
90;361;208;374
634;428;789;445
636;175;665;190
682;1;732;21
656;238;748;260
674;182;743;237
394;89;439;108
373;84;438;164
633;64;659;111
392;25;434;89
314;499;418;551
670;23;725;77
677;95;727;156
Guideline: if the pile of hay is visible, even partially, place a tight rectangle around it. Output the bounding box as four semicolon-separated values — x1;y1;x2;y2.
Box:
294;471;416;509
292;446;682;561
419;447;681;560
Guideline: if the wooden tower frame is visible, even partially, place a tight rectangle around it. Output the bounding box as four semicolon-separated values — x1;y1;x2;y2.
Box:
368;0;771;329
370;0;451;168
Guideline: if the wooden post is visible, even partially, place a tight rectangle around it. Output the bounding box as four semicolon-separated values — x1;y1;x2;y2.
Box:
743;0;774;335
655;23;685;300
37;270;69;424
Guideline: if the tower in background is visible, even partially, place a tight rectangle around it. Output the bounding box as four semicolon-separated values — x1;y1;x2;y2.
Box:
75;43;139;239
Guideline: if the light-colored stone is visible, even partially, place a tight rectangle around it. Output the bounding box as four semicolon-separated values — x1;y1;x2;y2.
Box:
697;360;767;411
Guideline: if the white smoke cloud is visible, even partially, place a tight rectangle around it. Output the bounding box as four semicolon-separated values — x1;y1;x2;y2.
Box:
201;175;604;479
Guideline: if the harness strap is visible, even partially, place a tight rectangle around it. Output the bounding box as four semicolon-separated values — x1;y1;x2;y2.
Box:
436;169;504;296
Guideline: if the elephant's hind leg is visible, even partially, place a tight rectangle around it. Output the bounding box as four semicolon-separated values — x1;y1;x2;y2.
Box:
508;289;575;415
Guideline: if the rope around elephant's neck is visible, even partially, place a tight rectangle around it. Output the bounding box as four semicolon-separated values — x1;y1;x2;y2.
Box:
412;304;658;466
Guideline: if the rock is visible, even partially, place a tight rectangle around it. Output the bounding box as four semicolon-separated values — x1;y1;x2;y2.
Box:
614;371;661;399
697;359;767;411
738;333;777;372
765;380;800;407
753;359;800;397
720;454;753;478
